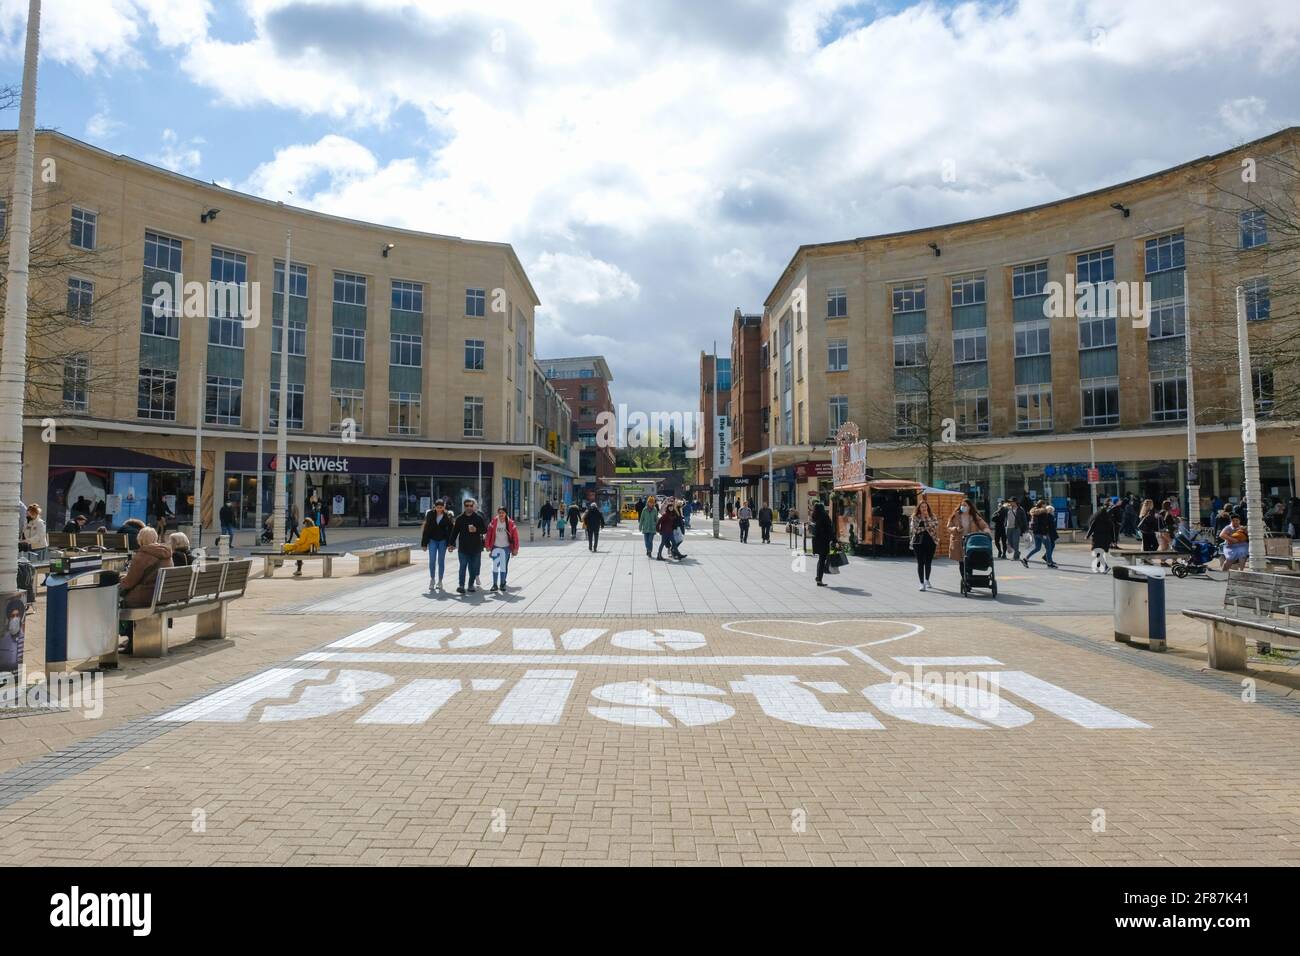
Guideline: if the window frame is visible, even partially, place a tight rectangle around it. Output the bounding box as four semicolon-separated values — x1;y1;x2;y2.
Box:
70;207;97;251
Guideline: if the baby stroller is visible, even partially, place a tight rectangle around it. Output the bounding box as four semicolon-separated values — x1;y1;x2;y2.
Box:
960;531;997;598
1170;528;1218;578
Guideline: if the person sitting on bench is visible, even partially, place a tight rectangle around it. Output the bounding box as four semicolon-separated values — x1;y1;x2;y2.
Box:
118;526;175;653
282;518;321;576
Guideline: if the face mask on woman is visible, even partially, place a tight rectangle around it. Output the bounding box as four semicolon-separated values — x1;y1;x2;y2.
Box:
960;506;969;514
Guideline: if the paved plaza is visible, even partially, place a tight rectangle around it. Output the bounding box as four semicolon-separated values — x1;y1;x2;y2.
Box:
2;525;1298;865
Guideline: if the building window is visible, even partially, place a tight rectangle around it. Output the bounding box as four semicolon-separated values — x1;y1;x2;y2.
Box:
466;288;486;317
1015;319;1051;356
137;368;177;421
1244;276;1270;321
827;338;848;372
70;207;97;250
465;339;485;370
579;385;594;401
1015;383;1052;431
1075;247;1115;286
1253;367;1274;415
67;277;94;323
1080;377;1120;427
272;318;306;357
209;315;245;348
389;392;421;435
1150;368;1187;422
1012;261;1048;298
332;327;366;363
205;376;242;426
951;273;986;307
62;355;89;412
1240;208;1268;249
1078;315;1117;350
893;334;926;368
892;281;926;313
463;396;485;437
391;279;423;313
954;388;989;436
1144;232;1185;274
826;287;847;318
333;272;367;306
208;248;249;347
269;382;304;430
390;332;422;367
1148;298;1186;340
330;388;364;432
828;396;848;434
952;327;987;363
894;392;925;437
274;261;308;297
144;231;183;272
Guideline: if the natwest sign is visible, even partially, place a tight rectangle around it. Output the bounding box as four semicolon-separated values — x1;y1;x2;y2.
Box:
269;454;352;474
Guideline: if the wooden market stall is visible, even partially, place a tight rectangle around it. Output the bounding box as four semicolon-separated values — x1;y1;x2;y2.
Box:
848;479;966;557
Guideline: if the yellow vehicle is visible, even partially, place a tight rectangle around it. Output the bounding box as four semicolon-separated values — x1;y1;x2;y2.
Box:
620;507;639;521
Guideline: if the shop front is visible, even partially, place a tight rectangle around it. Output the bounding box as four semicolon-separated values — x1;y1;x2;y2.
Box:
397;458;493;525
225;452;394;529
47;445;212;531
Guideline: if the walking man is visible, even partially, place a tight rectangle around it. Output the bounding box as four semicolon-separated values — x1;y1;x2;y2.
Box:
758;502;773;543
450;498;488;595
567;502;582;544
539;499;555;538
584;501;604;552
738;500;752;543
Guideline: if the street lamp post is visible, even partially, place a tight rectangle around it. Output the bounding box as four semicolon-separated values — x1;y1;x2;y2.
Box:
711;341;720;539
1235;286;1267;571
1183;270;1200;530
0;0;41;589
192;361;204;545
272;230;292;546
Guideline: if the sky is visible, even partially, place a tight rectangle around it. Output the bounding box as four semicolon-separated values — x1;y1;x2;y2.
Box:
3;0;1298;420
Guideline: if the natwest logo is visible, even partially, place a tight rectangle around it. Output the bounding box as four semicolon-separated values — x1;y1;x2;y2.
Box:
268;455;351;473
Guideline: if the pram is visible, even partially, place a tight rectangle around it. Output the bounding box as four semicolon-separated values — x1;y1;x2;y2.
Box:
1170;528;1218;578
960;531;997;597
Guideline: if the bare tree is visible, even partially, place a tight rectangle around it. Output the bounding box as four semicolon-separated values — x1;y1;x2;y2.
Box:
870;332;997;487
1186;142;1300;423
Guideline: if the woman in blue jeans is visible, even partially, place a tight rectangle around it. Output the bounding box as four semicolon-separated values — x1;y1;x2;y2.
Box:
420;498;454;592
638;495;660;557
1021;501;1058;569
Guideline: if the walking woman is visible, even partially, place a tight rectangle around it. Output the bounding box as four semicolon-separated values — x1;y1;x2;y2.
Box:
639;495;660;557
486;506;520;592
910;497;939;591
420;498;454;592
1219;514;1249;571
656;503;681;560
1157;499;1177;557
22;504;48;562
811;501;835;587
946;496;990;578
1021;501;1058;569
1086;499;1118;573
567;502;582;543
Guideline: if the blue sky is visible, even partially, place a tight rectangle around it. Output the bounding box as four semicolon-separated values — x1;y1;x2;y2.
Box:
3;0;1298;416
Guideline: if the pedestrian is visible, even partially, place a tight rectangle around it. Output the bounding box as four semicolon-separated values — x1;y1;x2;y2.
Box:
1286;496;1300;538
947;497;990;582
758;502;773;543
22;504;48;562
639;494;660;557
738;500;752;543
1086;497;1118;572
567;502;582;544
556;504;567;540
811;501;835;587
449;497;487;595
1157;498;1176;559
420;498;454;592
1122;496;1139;540
910;497;939;591
1213;506;1233;536
63;513;87;535
584;501;604;552
634;497;645;518
682;499;692;529
168;531;194;566
539;499;555;538
1136;498;1159;554
219;500;237;541
282;517;321;576
991;499;1009;558
655;503;677;560
1219;514;1249;571
1005;499;1028;561
115;517;145;550
672;500;688;558
1021;501;1058;569
486;506;520;592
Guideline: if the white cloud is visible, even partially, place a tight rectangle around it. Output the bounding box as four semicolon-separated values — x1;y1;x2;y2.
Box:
85;108;123;141
529;252;641;307
151;128;204;174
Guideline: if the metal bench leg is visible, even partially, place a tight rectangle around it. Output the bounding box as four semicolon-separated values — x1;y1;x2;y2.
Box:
1206;621;1248;671
132;616;168;658
195;604;227;640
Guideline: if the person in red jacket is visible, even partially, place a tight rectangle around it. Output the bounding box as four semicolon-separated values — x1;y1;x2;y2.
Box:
656;505;682;560
486;506;521;592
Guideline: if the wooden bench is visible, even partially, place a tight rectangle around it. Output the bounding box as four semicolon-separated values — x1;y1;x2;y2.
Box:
48;531;132;553
1266;554;1300;573
252;549;340;578
356;544;412;574
1182;570;1300;669
1114;549;1174;566
119;559;252;657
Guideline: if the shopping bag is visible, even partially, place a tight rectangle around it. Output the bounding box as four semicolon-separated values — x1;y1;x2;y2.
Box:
825;560;841;574
833;550;849;567
673;529;684;545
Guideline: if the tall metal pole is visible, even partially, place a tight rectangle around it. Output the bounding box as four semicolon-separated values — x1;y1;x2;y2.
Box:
711;342;720;539
272;230;291;545
192;360;204;544
0;0;41;585
1235;286;1266;571
768;442;774;513
1183;270;1200;530
255;384;265;545
529;448;535;541
1088;436;1097;522
477;451;483;504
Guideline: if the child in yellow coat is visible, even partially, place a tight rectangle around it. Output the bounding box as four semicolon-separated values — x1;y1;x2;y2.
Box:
282;518;321;576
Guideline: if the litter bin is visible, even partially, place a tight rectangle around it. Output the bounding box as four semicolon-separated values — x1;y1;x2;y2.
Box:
1113;564;1167;652
45;554;121;673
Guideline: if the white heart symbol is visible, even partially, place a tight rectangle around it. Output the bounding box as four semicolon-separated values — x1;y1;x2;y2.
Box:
721;618;924;651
